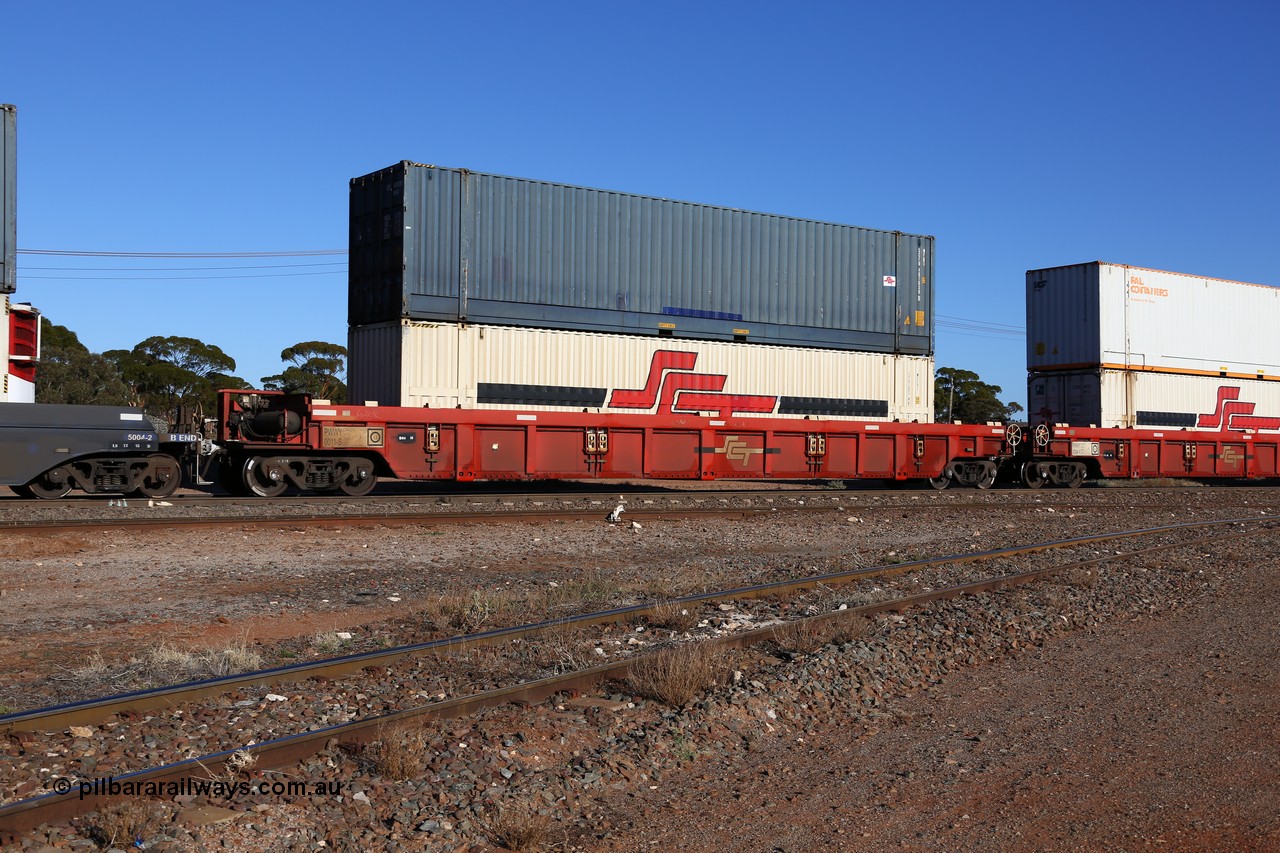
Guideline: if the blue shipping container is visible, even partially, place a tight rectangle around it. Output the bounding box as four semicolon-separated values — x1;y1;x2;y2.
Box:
349;162;934;355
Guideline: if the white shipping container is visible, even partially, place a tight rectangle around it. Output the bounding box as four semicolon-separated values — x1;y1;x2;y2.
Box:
1027;262;1280;377
350;321;934;422
1029;369;1280;431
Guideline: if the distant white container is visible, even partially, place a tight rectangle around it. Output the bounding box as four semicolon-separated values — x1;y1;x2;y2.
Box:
1029;368;1280;431
350;320;935;422
1026;262;1280;378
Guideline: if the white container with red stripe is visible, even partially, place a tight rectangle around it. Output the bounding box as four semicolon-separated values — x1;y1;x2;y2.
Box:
1029;368;1280;431
349;320;935;423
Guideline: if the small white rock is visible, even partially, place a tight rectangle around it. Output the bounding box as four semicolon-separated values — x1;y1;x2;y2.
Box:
265;694;288;702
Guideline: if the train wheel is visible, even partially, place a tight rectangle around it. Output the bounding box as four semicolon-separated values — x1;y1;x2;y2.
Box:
1065;464;1086;489
131;454;182;499
1021;462;1046;490
26;467;73;499
338;469;377;497
927;474;951;491
244;457;288;498
975;463;998;490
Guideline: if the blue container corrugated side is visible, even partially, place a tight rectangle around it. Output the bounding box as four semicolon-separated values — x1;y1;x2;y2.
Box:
349;162;934;355
1;105;16;295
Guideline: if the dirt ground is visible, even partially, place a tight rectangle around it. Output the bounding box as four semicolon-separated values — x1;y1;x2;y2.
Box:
2;486;1278;850
577;540;1280;851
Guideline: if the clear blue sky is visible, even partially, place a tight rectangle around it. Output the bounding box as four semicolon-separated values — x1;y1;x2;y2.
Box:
4;1;1277;408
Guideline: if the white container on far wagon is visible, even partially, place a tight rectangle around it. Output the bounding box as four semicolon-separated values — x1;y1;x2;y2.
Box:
349;321;935;423
1029;369;1280;431
1027;262;1280;378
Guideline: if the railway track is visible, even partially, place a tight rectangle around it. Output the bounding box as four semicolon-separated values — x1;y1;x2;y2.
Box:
1;516;1272;838
2;484;1276;534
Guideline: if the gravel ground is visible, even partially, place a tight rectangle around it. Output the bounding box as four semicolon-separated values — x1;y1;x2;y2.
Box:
2;485;1278;850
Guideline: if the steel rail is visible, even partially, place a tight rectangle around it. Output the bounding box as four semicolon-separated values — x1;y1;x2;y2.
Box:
2;493;1275;535
2;519;1272;838
0;506;790;534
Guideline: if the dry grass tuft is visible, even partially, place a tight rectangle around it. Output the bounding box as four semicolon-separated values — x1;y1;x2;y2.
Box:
770;615;869;654
137;641;264;682
422;588;516;634
66;642;264;691
647;600;699;632
369;722;432;782
531;623;595;674
627;642;728;707
309;631;344;655
87;800;159;849
537;571;620;614
484;805;552;851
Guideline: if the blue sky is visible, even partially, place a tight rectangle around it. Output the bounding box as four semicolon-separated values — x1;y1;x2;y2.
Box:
4;1;1276;408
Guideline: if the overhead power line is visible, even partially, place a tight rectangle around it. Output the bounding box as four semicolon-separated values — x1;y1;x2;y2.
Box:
937;313;1024;331
21;271;345;281
18;248;347;258
936;313;1024;338
24;262;347;271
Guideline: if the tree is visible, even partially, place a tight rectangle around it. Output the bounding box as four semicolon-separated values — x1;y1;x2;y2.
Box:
261;341;347;403
35;318;132;406
934;367;1024;424
104;336;246;428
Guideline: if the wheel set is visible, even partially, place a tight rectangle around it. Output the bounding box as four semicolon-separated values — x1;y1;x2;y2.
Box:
15;455;183;500
223;455;379;498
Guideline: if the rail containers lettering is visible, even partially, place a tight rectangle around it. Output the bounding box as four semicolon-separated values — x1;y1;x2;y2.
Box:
348;321;934;422
349;162;934;355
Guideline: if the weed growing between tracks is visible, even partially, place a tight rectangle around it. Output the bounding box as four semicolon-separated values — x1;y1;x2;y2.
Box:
482;803;552;851
646;600;699;632
60;641;264;693
770;614;871;655
626;643;733;708
419;572;627;636
366;722;433;782
84;800;160;849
